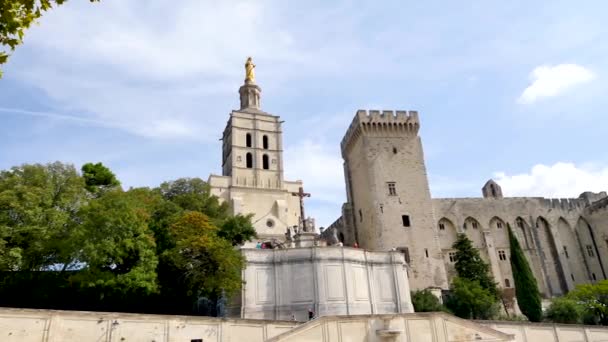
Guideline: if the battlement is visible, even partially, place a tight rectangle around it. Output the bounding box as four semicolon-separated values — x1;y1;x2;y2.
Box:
340;109;420;156
540;197;588;211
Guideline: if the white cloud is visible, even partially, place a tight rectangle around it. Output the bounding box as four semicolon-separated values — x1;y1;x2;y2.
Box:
494;162;608;197
517;64;596;104
284;140;345;204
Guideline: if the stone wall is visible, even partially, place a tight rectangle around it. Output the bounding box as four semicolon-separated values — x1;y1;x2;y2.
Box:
0;307;298;342
235;246;413;321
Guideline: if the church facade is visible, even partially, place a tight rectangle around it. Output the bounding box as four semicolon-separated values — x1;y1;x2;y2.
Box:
332;108;608;298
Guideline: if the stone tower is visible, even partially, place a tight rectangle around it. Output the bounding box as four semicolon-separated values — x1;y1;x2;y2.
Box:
482;179;503;199
340;110;448;290
208;59;305;242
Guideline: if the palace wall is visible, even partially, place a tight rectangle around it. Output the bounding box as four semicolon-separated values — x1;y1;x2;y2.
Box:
432;193;608;297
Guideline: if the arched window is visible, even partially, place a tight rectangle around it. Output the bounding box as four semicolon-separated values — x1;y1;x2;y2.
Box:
263;135;269;149
246;153;253;168
246;133;252;147
262;154;269;170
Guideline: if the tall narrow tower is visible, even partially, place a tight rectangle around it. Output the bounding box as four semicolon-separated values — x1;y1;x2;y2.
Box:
209;58;305;241
340;110;448;290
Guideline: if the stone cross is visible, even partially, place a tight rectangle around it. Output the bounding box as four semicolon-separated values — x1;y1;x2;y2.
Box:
291;187;311;232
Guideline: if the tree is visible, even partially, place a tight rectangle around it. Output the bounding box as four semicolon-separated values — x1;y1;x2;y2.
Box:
0;0;99;78
508;224;542;322
453;233;499;298
411;289;445;312
545;297;583;324
0;162;86;271
445;277;499;319
81;162;120;194
74;189;158;296
158;178;229;222
567;280;608;325
163;212;244;299
218;214;257;246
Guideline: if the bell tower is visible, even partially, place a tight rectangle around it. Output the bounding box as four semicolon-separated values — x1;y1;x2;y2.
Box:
210;58;305;241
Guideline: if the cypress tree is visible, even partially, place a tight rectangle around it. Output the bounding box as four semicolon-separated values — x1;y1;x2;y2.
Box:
508;224;542;322
453;233;499;298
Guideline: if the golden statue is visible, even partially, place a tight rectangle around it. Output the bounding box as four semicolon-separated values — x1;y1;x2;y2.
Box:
245;57;255;83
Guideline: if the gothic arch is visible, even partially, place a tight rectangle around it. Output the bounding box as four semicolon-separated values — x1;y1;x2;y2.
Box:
489;216;508;248
536;216;568;295
463;216;484;249
515;216;533;249
438;217;458;250
576;216;606;281
557;217;586;284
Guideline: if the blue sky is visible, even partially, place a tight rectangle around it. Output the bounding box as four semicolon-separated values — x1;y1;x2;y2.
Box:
1;1;608;226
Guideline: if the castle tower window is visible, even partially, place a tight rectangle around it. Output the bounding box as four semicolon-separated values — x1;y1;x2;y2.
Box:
439;223;445;230
246;133;252;147
497;222;503;229
246;153;253;168
571;274;575;281
505;279;510;287
359;209;363;222
262;154;269;170
393;147;397;154
263;135;269;149
402;215;411;227
592;273;597;281
448;252;456;263
387;182;397;196
563;246;569;258
586;245;595;257
472;221;478;229
498;250;507;261
425;248;429;258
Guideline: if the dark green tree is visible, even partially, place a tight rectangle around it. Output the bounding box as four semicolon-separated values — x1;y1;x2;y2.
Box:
0;162;86;271
508;224;542;322
81;162;120;193
158;178;229;222
162;211;244;298
411;289;445;312
74;189;159;296
445;277;499;319
453;233;499;298
218;214;257;246
545;297;583;324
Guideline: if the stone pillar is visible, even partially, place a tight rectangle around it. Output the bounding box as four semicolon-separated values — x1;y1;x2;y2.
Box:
239;82;261;110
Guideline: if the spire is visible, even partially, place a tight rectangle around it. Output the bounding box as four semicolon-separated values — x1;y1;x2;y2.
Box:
239;57;261;110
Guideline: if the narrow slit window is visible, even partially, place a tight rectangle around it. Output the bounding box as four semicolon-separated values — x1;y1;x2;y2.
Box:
263;135;269;149
402;215;411;227
425;248;429;258
262;154;269;170
246;153;253;168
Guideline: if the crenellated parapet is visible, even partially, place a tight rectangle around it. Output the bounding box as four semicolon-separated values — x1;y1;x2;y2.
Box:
340;109;420;157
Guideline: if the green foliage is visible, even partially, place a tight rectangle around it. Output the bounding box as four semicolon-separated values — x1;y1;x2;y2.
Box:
566;279;608;325
81;162;120;193
74;189;158;296
411;289;445;312
508;224;542;322
0;0;99;78
0;162;252;314
453;233;499;298
218;214;257;246
0;162;86;271
545;297;583;324
158;178;229;222
445;277;499;319
163;212;244;298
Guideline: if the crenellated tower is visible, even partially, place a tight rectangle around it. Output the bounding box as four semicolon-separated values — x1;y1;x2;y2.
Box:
340;109;448;290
